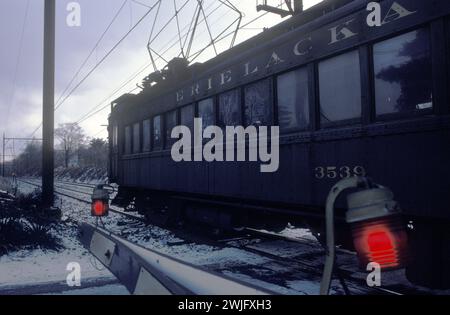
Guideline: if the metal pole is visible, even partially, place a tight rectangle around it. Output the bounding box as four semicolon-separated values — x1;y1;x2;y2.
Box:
42;0;56;207
293;0;303;13
320;177;366;295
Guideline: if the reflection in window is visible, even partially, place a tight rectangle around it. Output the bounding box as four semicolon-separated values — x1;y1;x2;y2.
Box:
218;89;240;127
244;79;273;126
319;50;361;123
112;125;118;152
143;120;151;152
165;110;178;149
153;116;162;150
198;98;215;133
374;29;432;115
133;123;140;154
181;104;195;131
124;126;132;155
277;68;310;132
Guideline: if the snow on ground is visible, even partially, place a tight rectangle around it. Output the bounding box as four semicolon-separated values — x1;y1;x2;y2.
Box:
0;229;112;287
4;179;325;295
43;284;130;295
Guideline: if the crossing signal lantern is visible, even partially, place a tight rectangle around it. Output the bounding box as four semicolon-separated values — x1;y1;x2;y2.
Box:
321;177;409;295
91;185;110;217
346;187;408;270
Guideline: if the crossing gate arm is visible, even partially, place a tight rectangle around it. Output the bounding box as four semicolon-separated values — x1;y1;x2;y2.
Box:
78;223;276;295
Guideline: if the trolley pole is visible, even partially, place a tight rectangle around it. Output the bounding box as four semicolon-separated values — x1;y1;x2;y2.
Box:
42;0;56;207
293;0;303;14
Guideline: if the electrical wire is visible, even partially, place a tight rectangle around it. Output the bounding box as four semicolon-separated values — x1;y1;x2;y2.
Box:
29;0;162;138
55;0;129;113
74;1;228;126
6;0;31;132
31;0;280;139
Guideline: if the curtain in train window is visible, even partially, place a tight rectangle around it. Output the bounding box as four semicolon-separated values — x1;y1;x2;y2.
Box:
112;125;118;152
142;120;151;152
153;116;162;150
218;89;240;127
165;110;178;149
198;98;215;133
319;50;361;124
124;126;132;155
277;68;310;132
244;79;273;126
373;29;432;116
133;123;140;154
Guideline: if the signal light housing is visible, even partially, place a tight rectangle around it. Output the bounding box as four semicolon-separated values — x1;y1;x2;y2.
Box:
91;185;110;217
346;187;408;270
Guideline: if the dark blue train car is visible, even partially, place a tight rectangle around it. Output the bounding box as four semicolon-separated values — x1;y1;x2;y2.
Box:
109;0;450;288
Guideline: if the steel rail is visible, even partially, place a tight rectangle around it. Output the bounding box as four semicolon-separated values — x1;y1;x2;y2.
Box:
17;179;142;221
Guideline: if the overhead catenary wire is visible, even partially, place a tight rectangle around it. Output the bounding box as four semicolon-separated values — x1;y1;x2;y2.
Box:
35;0;233;133
54;0;129;112
30;1;129;138
32;0;280;140
29;0;162;138
54;1;162;112
74;1;230;126
6;0;31;133
78;1;273;127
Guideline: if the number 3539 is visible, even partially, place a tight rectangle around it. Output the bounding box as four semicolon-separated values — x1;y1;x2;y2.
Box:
314;166;366;180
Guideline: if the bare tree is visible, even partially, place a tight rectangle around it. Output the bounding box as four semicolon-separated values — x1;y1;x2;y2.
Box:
55;123;86;168
79;138;108;170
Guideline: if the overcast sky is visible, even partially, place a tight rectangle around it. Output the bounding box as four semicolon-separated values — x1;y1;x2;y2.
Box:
0;0;322;157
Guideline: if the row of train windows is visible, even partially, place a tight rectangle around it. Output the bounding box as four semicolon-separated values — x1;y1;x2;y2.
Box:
122;27;433;154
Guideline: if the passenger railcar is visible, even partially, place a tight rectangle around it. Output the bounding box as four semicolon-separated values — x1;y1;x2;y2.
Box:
109;0;450;288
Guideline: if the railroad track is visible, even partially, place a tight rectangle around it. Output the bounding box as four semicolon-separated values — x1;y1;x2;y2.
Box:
17;179;141;221
15;178;416;295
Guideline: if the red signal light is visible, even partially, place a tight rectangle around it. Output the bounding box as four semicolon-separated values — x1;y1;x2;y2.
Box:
91;185;110;217
347;188;408;270
350;216;408;270
92;200;108;217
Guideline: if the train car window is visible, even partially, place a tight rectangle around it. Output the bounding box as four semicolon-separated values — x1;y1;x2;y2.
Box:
133;123;140;154
124;126;132;155
198;98;215;133
373;29;432;116
277;68;310;132
244;79;273;127
142;119;151;152
153;115;162;150
218;89;240;128
318;50;361;124
181;104;195;131
165;110;178;149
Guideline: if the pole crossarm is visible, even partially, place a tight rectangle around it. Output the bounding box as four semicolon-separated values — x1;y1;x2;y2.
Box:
79;222;275;295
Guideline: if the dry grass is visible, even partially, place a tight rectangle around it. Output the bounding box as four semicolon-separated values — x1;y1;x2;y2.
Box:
0;177;13;193
0;189;62;256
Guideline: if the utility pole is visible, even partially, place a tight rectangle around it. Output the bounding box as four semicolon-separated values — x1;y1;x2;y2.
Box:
42;0;56;207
